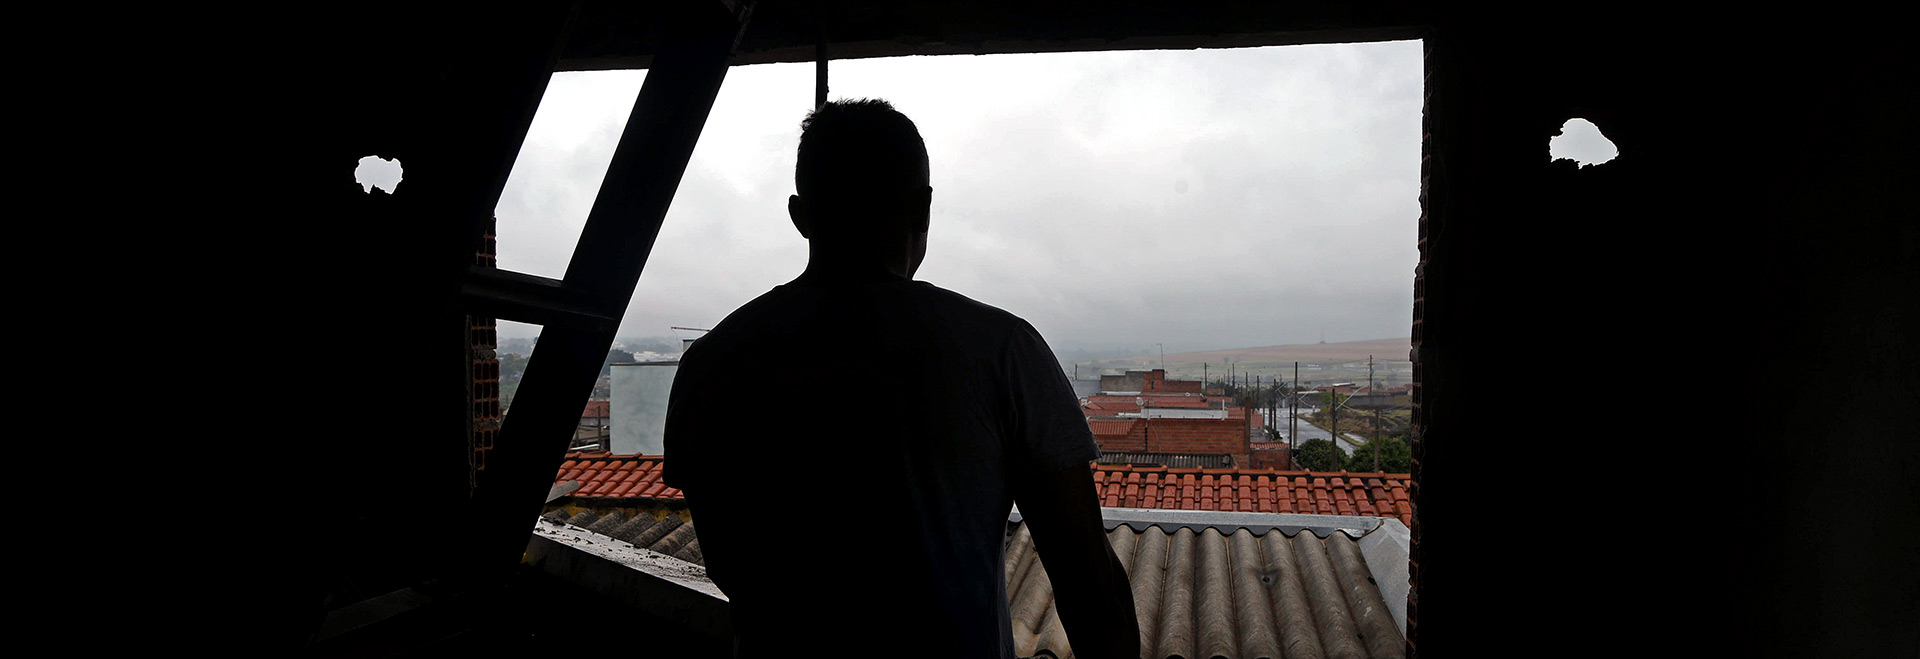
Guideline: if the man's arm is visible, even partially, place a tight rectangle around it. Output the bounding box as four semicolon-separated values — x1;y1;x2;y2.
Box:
1011;459;1141;659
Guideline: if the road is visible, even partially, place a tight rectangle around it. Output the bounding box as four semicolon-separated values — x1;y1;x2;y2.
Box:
1262;406;1366;455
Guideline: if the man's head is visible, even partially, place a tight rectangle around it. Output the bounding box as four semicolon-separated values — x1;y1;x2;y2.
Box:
790;99;932;275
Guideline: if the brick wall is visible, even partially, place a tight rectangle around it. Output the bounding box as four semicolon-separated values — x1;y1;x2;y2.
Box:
469;217;502;490
1096;408;1254;465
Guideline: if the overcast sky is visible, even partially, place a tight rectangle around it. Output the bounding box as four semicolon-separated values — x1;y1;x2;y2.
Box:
489;41;1433;355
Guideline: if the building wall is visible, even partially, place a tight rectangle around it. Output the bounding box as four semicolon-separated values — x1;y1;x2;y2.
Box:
469;217;502;486
1102;369;1204;394
1098;411;1254;465
611;362;678;455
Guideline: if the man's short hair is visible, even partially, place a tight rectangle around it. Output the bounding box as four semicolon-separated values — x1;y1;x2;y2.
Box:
795;99;930;211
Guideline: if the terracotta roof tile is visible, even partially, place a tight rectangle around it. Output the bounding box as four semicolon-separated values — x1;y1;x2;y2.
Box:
546;454;1416;517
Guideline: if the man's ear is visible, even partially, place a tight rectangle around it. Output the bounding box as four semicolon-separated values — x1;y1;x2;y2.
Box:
788;194;812;239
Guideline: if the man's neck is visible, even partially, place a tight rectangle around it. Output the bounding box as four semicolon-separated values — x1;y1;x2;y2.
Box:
793;259;912;286
794;237;918;285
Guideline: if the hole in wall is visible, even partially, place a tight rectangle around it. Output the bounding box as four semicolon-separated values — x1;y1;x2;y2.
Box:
1548;118;1618;167
355;155;405;193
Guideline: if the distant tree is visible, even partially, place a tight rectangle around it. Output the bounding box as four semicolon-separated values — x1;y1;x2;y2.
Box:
601;349;636;376
499;352;528;376
1345;435;1412;473
1295;438;1347;472
498;352;529;408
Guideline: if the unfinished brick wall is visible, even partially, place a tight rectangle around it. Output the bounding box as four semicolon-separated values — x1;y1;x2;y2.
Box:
469;218;502;490
1096;411;1255;465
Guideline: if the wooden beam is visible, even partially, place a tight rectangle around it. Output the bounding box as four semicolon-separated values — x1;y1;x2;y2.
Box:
472;0;751;572
461;266;618;332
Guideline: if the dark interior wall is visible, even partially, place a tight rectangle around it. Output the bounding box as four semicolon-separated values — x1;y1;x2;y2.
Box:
270;8;579;641
265;4;1915;654
1737;30;1918;657
1415;10;1916;656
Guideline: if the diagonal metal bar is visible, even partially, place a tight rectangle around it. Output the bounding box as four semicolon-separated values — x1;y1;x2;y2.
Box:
472;0;751;571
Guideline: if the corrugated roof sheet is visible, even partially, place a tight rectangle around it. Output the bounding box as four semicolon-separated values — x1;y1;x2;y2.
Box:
533;495;1405;659
539;505;704;564
1007;521;1404;659
1097;451;1235;469
537;502;1405;659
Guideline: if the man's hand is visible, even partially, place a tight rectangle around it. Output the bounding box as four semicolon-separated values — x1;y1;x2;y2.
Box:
1011;461;1142;659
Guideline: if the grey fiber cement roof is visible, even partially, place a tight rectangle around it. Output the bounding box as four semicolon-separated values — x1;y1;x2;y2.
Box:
1006;517;1407;659
529;506;1409;659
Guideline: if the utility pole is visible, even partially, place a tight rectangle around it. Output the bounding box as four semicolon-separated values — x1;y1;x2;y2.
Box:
1157;343;1165;371
1290;361;1299;470
1370;355;1380;472
1329;381;1339;453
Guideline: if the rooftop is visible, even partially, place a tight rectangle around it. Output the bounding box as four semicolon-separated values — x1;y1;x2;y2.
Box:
532;500;1410;659
551;453;1412;528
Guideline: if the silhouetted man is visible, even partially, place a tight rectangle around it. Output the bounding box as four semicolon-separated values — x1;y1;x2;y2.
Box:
663;99;1139;659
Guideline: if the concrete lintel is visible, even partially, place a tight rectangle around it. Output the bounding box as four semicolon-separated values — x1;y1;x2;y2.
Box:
524;517;731;640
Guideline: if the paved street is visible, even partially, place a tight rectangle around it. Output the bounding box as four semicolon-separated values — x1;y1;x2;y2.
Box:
1263;406;1365;455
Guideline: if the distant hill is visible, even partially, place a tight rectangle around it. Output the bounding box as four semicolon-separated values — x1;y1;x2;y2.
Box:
1077;337;1413;385
1141;338;1410;365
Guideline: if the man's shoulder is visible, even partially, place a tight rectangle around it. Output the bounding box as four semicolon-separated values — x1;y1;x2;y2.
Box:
907;281;1039;332
685;280;1042;365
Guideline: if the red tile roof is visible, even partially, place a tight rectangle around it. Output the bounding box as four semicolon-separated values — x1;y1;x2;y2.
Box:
556;453;678;500
1093;464;1412;526
1087;418;1139;439
1083;401;1141;414
582;400;610;418
552;453;1413;526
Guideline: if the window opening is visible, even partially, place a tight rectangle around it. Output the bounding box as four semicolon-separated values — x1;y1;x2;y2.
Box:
504;40;1423;656
494;70;648;278
354;155;403;193
1549;117;1619;167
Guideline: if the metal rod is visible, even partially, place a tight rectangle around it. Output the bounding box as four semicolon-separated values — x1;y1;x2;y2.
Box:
815;32;828;108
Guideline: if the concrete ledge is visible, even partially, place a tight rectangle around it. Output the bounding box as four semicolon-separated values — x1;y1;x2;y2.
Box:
1355;517;1410;635
524;517;731;640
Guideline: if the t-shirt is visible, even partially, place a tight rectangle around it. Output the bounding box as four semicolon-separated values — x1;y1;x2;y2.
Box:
663;278;1097;659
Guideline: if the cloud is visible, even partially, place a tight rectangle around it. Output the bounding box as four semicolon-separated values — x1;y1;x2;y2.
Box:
492;41;1424;354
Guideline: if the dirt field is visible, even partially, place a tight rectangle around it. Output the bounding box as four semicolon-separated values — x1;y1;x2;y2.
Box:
1082;337;1413;384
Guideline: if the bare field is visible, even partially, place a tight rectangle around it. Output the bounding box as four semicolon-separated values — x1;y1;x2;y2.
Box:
1081;337;1413;384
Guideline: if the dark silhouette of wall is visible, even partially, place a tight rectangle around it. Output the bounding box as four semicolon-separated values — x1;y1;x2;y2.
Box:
1411;9;1916;657
264;5;1915;656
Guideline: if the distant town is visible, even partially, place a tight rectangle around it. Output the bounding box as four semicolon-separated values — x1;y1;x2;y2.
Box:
495;333;1413;475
